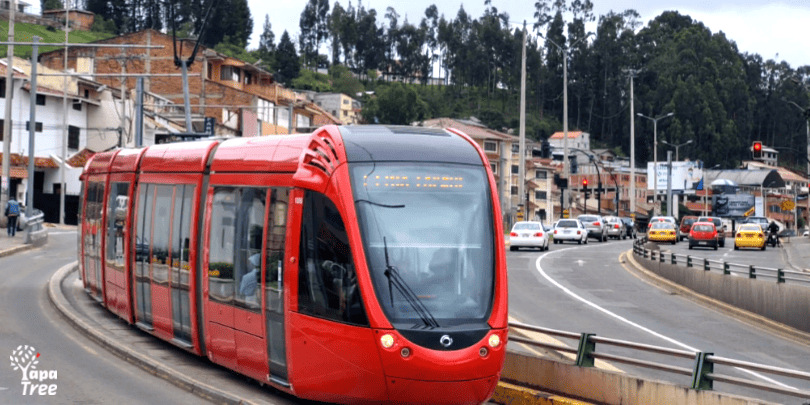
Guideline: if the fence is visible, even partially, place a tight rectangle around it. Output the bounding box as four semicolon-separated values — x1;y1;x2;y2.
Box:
509;320;810;399
631;238;810;285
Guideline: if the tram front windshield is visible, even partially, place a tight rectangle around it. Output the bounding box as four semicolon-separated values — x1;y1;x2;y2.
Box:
350;162;495;328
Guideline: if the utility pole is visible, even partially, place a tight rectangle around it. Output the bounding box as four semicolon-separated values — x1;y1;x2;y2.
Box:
666;151;673;216
624;68;640;219
518;21;527;220
26;37;39;220
59;0;70;225
1;0;15;228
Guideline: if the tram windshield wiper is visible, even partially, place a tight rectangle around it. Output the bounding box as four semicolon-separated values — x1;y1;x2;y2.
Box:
355;199;405;209
382;237;439;329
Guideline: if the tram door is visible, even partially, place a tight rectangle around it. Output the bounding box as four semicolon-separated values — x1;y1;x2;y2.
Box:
265;188;290;384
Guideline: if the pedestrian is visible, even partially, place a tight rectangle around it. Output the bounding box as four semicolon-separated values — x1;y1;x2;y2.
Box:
5;197;19;237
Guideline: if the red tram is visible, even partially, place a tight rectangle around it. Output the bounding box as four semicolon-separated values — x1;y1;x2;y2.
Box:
78;125;508;404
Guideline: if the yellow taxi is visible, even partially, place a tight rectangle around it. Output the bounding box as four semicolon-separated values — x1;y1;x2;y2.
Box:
648;221;677;244
734;223;766;251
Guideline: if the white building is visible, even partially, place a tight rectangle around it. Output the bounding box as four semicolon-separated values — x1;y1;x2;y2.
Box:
0;57;117;217
548;131;590;151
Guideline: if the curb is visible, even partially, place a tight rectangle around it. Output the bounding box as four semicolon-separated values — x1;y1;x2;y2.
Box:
622;250;810;344
0;243;34;258
47;262;265;405
492;381;593;405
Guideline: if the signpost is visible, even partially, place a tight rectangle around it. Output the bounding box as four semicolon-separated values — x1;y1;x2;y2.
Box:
563;209;569;219
781;200;796;211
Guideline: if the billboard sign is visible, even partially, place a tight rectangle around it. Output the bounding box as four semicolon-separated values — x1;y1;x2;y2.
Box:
647;161;703;192
712;193;755;217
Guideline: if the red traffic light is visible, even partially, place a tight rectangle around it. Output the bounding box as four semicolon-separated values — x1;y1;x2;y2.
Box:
582;178;589;187
753;141;762;152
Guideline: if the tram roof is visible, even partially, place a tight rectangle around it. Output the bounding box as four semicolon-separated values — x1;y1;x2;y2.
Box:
210;134;311;173
110;148;147;173
140;140;220;173
338;125;483;165
84;149;120;174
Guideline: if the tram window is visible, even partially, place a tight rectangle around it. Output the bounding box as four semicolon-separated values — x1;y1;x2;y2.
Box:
209;186;267;310
106;182;129;270
171;185;195;283
265;188;289;291
209;187;237;304
298;191;368;326
137;184;155;282
93;182;105;261
151;185;174;285
234;188;266;311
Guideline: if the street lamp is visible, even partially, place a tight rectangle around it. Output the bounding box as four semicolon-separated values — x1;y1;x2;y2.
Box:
538;31;593;211
660;139;692;161
637;112;674;214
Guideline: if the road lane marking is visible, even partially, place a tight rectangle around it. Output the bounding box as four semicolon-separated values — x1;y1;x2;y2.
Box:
535;247;798;391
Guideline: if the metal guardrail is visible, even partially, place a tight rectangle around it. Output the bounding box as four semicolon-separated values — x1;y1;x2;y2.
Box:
509;320;810;399
23;212;47;245
631;237;810;285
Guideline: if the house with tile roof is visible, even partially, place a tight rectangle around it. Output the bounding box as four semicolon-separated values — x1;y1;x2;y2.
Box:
549;130;590;151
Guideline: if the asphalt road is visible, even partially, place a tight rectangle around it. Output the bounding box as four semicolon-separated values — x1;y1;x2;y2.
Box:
507;236;810;404
0;231;206;404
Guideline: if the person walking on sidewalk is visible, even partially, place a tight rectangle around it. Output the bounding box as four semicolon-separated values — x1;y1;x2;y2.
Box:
5;197;19;237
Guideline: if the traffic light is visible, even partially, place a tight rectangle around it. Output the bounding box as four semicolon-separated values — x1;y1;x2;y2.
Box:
753;141;762;159
582;178;589;189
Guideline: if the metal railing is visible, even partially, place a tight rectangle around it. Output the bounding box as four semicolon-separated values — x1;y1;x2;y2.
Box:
509;320;810;398
632;238;810;285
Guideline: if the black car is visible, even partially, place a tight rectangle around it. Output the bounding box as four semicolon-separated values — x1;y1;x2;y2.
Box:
620;217;637;239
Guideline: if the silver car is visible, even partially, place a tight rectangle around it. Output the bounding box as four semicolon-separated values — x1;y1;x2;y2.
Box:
604;216;627;239
553;219;588;244
577;214;608;242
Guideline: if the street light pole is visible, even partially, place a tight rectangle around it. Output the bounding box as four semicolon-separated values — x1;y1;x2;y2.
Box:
624;68;640;218
637;112;674;215
660;139;692;162
539;32;592;213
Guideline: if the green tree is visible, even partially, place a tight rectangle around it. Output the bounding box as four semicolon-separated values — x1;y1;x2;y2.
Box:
363;83;428;124
274;31;300;87
291;69;333;91
329;64;364;95
41;0;61;11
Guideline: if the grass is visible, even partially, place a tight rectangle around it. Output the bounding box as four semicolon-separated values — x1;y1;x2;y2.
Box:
0;20;114;59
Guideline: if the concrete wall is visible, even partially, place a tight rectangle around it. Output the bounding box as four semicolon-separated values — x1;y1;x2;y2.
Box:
634;254;810;335
500;351;776;405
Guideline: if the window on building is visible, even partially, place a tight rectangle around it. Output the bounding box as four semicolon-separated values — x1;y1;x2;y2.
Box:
26;121;43;132
277;107;290;127
207;62;213;80
0;119;3;141
490;162;497;174
512;143;519;153
484;141;497;152
535;191;547;200
296;114;311;128
342;99;349;104
84;89;90;99
220;66;240;82
511;165;519;174
73;101;82;111
0;79;5;98
257;98;274;124
535;170;547;179
511;186;518;196
68;126;80;150
36;94;45;106
244;71;252;85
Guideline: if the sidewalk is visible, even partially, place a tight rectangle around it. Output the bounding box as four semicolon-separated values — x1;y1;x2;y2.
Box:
0;228;32;257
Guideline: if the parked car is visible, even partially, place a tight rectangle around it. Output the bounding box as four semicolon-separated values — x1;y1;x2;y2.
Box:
577;214;608;242
734;223;766;251
648;221;677;244
620;217;637;239
678;216;699;241
697;216;726;248
688;222;718;250
648;216;679;241
604;216;627;239
509;221;550;251
553;219;588;244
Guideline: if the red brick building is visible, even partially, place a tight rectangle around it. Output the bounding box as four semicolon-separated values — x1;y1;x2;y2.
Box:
38;29;339;139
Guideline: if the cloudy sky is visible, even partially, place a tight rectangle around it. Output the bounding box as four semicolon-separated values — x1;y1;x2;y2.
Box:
248;0;810;69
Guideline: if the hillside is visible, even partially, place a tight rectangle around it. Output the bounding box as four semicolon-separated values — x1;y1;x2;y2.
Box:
0;20;114;59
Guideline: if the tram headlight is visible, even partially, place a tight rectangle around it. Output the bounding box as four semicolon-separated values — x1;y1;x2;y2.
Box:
380;334;395;349
488;334;501;348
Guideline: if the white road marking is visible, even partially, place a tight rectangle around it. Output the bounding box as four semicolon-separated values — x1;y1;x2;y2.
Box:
535;247;797;390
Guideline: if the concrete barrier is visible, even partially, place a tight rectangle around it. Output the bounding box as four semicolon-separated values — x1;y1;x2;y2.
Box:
634;253;810;336
499;351;777;405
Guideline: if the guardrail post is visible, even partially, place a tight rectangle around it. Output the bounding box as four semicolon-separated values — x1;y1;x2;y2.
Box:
749;265;756;279
687;255;692;267
691;352;714;390
660;251;665;263
671;253;677;265
575;333;596;368
704;258;710;271
643;249;648;259
777;269;785;284
723;262;730;275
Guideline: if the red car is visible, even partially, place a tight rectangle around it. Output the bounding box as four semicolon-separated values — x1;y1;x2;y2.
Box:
679;215;699;241
688;222;718;250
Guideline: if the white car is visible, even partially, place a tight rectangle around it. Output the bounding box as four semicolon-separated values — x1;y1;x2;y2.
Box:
553;219;588;244
509;221;550;251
